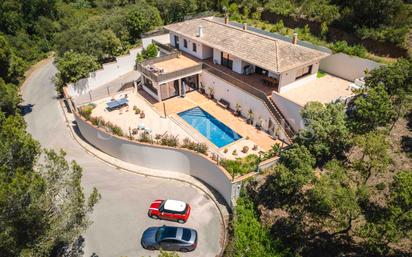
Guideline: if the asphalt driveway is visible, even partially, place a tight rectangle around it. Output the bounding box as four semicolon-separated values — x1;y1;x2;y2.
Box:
20;59;223;257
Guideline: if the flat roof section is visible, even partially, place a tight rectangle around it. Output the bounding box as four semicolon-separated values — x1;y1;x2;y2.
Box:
151;54;200;74
165;17;329;73
279;74;354;107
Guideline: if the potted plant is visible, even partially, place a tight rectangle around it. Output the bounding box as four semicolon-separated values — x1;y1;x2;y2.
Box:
207;87;215;99
256;116;263;130
199;83;206;94
140;110;145;119
235;103;242;116
242;146;249;153
247;109;254;124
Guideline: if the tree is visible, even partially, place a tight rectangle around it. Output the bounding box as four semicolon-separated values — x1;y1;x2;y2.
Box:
0;78;20;116
349;83;395;133
0;149;100;256
350;0;404;28
351;131;391;184
154;0;198;24
55;51;100;93
268;145;315;202
306;160;362;236
230;192;289;257
100;29;122;59
0;113;40;173
0;34;26;84
126;3;162;40
357;171;412;255
365;58;412;129
297;102;351;164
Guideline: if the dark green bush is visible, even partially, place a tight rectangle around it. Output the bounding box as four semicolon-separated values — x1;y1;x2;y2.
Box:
220;154;260;177
330;41;367;58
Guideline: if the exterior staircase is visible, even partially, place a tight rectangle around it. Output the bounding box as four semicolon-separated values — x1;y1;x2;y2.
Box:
202;63;296;142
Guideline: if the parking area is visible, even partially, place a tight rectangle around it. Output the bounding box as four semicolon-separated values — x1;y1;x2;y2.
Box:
83;173;224;257
22;59;225;257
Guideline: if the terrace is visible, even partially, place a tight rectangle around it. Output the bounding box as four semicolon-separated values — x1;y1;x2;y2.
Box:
136;52;202;83
279;74;353;106
86;89;284;160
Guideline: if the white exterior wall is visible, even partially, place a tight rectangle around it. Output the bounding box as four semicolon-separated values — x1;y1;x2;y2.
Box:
200;71;288;142
279;73;317;93
271;92;304;131
74;113;236;207
278;61;319;92
67;48;140;97
213;48;221;64
142;34;170;49
169;32;212;60
232;57;243;74
320;53;382;81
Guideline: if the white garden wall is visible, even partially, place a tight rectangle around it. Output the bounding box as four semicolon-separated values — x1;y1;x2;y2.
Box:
74;112;236;207
319;53;382;82
67;48;140;97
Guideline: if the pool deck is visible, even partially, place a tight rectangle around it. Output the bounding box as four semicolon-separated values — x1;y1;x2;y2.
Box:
154;91;283;152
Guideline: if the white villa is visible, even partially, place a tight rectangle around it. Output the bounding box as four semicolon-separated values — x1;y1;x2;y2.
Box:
64;15;381;205
136;16;339;141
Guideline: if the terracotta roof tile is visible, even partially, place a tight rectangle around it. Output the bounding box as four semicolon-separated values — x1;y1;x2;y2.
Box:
165;17;329;73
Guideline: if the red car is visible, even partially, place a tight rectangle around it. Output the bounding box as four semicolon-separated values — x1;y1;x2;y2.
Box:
148;199;191;223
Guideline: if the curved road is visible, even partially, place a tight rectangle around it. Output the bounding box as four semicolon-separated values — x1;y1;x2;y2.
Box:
21;59;223;257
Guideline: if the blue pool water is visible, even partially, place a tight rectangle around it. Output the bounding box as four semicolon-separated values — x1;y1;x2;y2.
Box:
178;107;242;148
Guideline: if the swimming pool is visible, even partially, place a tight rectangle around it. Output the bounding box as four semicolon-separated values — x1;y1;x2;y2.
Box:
178;107;242;148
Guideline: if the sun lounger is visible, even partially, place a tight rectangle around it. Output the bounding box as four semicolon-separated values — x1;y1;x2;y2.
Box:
106;100;120;111
106;98;129;111
117;98;129;106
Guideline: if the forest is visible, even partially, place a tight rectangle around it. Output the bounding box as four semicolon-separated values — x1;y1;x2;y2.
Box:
225;58;412;257
0;1;411;256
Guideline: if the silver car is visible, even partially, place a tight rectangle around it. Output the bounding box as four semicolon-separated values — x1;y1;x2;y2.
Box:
141;225;198;252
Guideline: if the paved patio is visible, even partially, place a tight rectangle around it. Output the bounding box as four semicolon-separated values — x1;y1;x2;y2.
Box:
154;91;284;153
89;89;283;159
90;89;192;142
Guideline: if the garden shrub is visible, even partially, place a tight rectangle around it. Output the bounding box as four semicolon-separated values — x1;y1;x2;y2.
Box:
181;138;208;155
138;132;153;143
220;154;260;177
89;116;105;126
160;134;179;147
79;104;95;120
104;121;124;136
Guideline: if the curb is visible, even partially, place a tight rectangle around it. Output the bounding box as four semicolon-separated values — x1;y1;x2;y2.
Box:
58;98;228;257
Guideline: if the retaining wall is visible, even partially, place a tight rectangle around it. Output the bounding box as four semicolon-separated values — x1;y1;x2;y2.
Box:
74;112;237;207
319;53;382;81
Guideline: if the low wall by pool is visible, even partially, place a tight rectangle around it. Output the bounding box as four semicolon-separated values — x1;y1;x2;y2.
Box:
73;111;238;207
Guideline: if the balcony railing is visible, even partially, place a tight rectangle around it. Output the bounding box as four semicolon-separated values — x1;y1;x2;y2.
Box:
202;62;296;140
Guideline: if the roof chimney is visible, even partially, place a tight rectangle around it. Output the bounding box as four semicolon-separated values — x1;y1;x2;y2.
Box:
224;14;229;24
197;25;203;37
242;23;248;30
292;32;298;45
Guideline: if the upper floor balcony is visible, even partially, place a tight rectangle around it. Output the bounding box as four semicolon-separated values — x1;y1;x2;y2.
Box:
136;52;202;83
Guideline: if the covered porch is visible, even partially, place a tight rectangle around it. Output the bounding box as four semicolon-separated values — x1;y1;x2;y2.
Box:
136;52;202;102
